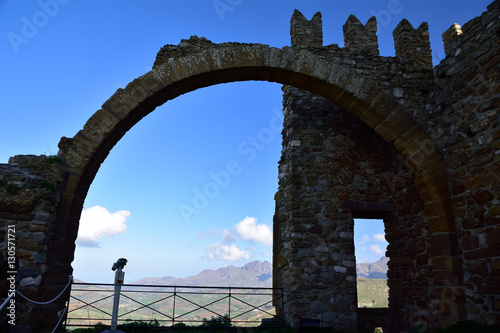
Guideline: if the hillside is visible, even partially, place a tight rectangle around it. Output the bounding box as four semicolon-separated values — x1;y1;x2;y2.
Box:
357;278;389;308
356;257;388;279
67;259;389;327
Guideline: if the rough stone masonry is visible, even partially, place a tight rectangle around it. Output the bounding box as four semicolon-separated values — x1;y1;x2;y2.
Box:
0;1;499;332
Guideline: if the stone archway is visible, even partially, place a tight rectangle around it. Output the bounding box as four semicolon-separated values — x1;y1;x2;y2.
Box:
2;4;499;331
40;38;459;331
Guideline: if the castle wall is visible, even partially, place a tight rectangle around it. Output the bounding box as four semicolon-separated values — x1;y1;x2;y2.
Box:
0;155;65;332
274;85;432;331
430;1;500;324
0;1;498;331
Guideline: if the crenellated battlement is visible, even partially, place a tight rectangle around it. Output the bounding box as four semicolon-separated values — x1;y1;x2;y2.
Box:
393;19;432;69
2;2;499;332
290;10;434;69
288;4;499;72
439;0;499;60
442;23;463;57
343;15;379;56
290;9;323;47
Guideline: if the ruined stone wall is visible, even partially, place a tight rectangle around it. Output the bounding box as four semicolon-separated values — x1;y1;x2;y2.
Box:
429;1;500;324
0;155;65;331
272;9;445;332
0;2;498;332
273;83;432;331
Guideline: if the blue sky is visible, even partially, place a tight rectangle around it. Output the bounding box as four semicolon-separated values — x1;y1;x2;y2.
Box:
1;1;491;283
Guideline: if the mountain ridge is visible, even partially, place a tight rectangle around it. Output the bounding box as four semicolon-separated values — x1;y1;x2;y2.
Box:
132;260;273;287
356;257;388;279
76;258;388;286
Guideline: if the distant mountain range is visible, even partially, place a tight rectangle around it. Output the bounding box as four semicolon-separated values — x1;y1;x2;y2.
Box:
70;259;389;321
124;257;388;287
356;257;388;279
132;260;273;287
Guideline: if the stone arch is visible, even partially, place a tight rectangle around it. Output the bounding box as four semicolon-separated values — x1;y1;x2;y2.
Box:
48;42;459;329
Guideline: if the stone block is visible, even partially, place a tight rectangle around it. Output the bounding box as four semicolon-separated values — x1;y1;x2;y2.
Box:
124;77;154;104
425;198;455;220
292;49;320;77
433;270;462;287
34;252;47;264
493;298;500;311
409;148;444;173
17;238;43;252
462;235;479;250
29;224;46;234
326;65;353;99
276;255;288;268
430;233;458;256
101;88;138;120
344;98;370;120
19;275;42;287
419;183;451;203
33;212;49;221
154;62;181;85
18;266;41;279
388;257;414;268
289;302;311;313
138;70;165;94
32;232;47;243
472;190;494;205
171;54;205;81
394;125;433;159
82;109;119;143
487;228;500;247
432;256;463;271
464;246;500;260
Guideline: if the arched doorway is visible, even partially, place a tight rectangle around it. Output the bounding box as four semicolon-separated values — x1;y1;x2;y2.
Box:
42;41;459;331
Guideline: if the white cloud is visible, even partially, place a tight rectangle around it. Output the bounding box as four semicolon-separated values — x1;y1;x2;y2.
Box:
196;227;236;243
222;229;236;243
206;243;250;261
77;205;130;247
369;244;385;257
373;233;386;242
359;234;370;244
196;227;217;240
234;217;272;246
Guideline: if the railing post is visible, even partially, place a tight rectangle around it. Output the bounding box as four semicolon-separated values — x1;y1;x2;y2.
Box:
172;285;176;327
228;286;231;325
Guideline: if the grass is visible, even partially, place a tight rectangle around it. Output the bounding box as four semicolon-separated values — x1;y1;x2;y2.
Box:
356;278;389;308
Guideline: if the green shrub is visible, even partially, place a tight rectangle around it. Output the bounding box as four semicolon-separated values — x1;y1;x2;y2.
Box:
200;314;231;328
44;156;64;164
6;183;20;195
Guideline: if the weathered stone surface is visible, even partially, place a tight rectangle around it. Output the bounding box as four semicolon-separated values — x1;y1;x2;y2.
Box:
1;3;499;332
